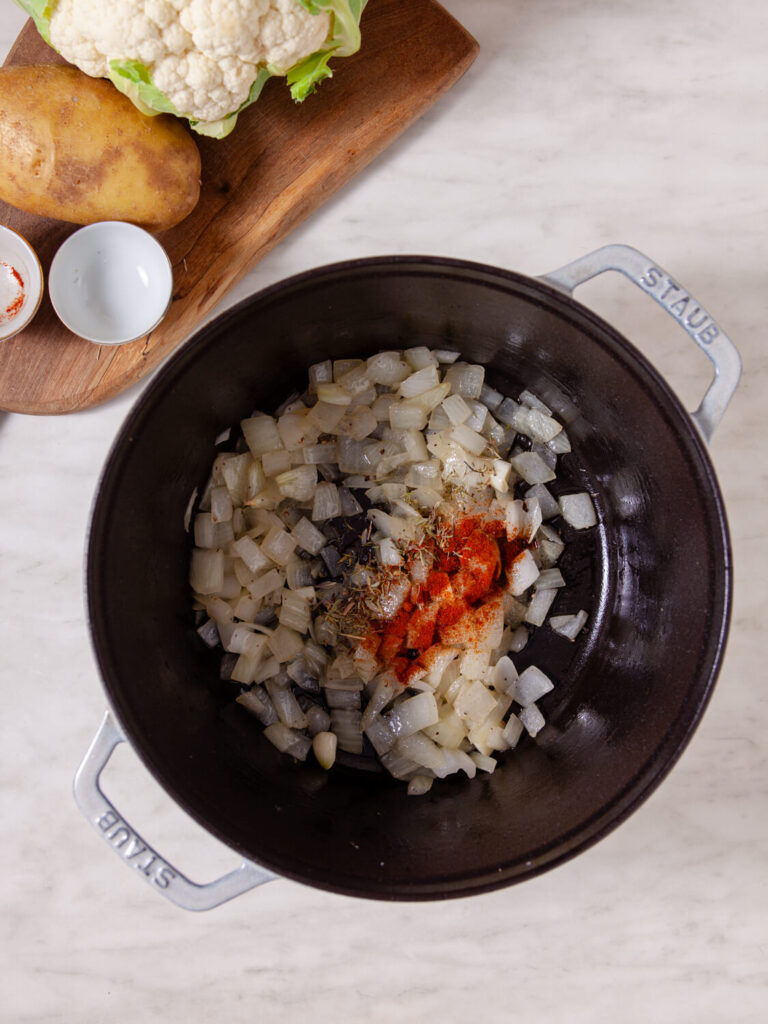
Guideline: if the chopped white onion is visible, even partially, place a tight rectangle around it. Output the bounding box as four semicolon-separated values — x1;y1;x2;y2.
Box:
549;609;589;640
407;775;434;796
510;451;557;485
519;703;546;737
560;492;598;529
290;516;326;555
263;722;312;760
387;692;439;738
525;588;558;627
442;393;471;424
399;365;440;397
189;549;224;595
316;382;352;406
433;349;460;364
507;549;540;595
192;349;600;793
276;465;317;502
516;666;554;706
242;415;282;457
311;482;342;521
444;362;485;399
308;359;332;393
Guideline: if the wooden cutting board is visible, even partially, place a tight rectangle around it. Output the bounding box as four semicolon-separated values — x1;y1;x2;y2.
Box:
0;2;477;414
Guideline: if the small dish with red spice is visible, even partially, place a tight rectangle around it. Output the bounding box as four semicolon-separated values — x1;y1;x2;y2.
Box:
0;225;43;342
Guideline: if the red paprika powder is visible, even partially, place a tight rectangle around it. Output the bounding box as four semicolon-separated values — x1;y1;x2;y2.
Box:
364;510;531;685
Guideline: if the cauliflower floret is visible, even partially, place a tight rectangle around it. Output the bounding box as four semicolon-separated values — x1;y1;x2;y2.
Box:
181;0;328;69
49;0;331;125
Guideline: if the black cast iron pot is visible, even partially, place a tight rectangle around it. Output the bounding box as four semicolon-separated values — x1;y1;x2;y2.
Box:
75;245;741;910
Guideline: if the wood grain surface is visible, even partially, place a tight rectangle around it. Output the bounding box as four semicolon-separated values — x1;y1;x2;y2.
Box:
0;2;477;415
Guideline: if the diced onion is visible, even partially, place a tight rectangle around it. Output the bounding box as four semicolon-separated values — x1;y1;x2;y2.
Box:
189;549;224;595
263;722;312;760
242;416;282;457
560;492;598;529
399;365;440;397
525;588;558;627
444;363;485;399
312;482;342;521
508;549;540;595
519;703;546;737
510;451;557;485
191;349;600;794
407;775;434;796
515;666;554;707
549;609;589;640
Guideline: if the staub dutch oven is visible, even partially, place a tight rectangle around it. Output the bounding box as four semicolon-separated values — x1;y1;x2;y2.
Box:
75;245;740;910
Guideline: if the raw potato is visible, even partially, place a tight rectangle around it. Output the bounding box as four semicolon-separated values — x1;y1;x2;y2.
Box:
0;65;201;230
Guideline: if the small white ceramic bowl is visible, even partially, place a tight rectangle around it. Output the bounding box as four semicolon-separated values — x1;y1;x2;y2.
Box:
48;221;173;345
0;225;44;342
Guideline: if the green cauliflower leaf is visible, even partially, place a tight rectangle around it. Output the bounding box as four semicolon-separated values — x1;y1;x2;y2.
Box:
13;0;55;43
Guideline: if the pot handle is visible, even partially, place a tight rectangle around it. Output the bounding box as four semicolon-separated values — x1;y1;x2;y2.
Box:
73;713;277;911
539;244;741;442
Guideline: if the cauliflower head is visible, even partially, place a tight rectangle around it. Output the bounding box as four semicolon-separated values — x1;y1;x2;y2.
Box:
15;0;368;138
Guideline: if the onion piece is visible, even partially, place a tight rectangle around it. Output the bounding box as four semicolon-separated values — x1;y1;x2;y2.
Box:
330;709;364;753
525;588;558;627
404;346;439;370
444;363;484;399
306;705;332;736
549;609;589;640
263;722;312;760
267;625;304;663
316;382;352;406
189;549;224;595
236;687;279;726
308;359;332;393
510;451;557;485
311;482;342;521
262;449;292;477
260;526;297;566
507;549;540;595
407;775;434;796
502;714;524;749
449;422;487;456
266;680;308;729
386;692;439;738
560;492;598;529
491;655;518;695
519;703;546;737
389;400;428;431
395;733;450;778
453;680;497;727
442;393;472;424
399;365;440;397
367;351;411;386
515;666;554;707
242;416;282;457
470;751;497;773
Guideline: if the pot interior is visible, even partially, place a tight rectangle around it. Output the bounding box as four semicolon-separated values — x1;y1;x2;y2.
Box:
87;258;731;899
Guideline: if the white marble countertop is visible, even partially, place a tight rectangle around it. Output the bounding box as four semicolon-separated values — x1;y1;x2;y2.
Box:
1;1;766;1021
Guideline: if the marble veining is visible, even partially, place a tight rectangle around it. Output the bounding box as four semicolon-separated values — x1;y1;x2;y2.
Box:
1;1;766;1021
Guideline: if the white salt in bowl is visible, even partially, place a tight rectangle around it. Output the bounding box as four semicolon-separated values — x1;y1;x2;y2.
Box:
0;225;44;342
48;221;173;345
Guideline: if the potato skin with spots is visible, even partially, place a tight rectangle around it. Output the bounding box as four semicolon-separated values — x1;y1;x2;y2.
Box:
0;65;201;230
